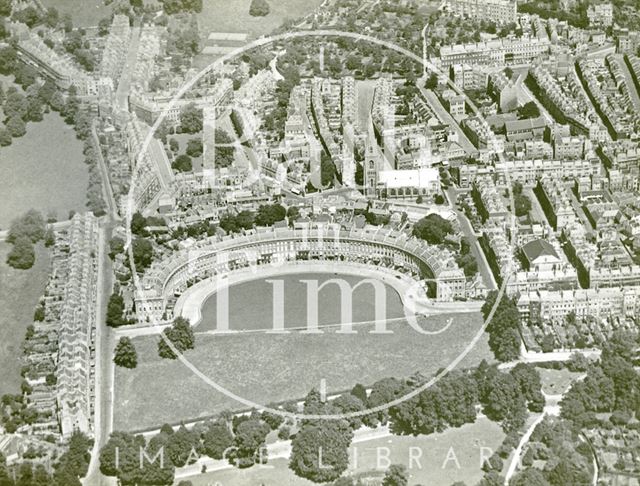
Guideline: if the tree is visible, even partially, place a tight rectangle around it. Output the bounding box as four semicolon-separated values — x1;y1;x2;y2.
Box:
130;211;147;236
286;206;300;223
517;101;540;120
350;383;368;403
482;291;522;362
289;420;353;482
180;103;203;133
100;431;174;485
172;154;192;172
363;377;409;427
0;128;11;146
186;138;203;157
425;73;438;89
109;236;125;260
4;91;27;120
510;363;544;412
214;129;235;168
514;192;531;217
106;293;126;327
6;116;26;138
321;153;337;187
202;420;234;459
158;317;195;359
232;419;270;467
332;393;365;429
114;337;137;368
255;204;286;227
412;213;454;244
13;6;40;27
7;236;35;269
166;426;201;467
132;237;153;271
261;406;285;430
382;464;408;486
482;372;527;432
249;0;270;16
49;90;65;112
0;45;17;74
98;16;111;35
0;0;11;17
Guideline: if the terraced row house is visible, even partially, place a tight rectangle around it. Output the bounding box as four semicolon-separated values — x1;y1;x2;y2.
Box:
54;213;100;439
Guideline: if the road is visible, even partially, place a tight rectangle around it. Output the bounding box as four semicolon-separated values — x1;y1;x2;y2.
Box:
445;187;498;291
84;222;117;486
140;123;175;189
615;54;640;113
91;123;119;218
419;87;478;157
115;26;141;113
573;63;612;143
521;82;555;126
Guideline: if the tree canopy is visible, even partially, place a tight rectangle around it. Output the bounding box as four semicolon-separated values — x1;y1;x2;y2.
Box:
6;236;35;269
255;204;286;227
249;0;270;16
114;337;137;368
158;317;195;359
412;213;454;244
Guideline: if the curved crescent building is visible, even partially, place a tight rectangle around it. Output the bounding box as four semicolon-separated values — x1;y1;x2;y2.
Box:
135;223;467;322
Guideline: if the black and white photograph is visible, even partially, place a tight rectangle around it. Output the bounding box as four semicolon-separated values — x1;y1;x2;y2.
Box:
0;0;639;484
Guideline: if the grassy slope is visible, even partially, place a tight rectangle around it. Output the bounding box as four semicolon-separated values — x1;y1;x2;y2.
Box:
198;0;323;37
114;313;493;431
39;0;112;27
0;243;51;397
0;112;89;229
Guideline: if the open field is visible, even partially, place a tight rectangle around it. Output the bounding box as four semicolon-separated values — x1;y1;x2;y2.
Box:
538;367;583;395
187;458;315;486
39;0;112;27
0;243;51;397
114;312;492;431
197;0;323;38
185;418;504;486
0;112;89;229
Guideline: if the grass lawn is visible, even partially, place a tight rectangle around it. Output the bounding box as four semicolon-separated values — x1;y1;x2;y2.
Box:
167;133;203;172
114;312;493;431
39;0;112;27
538;367;583;395
187;458;315;486
348;417;505;486
0;112;89;230
197;0;323;38
0;243;51;397
184;418;504;486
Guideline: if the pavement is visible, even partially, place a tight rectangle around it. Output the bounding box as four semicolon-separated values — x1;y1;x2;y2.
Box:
445;187;498;291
